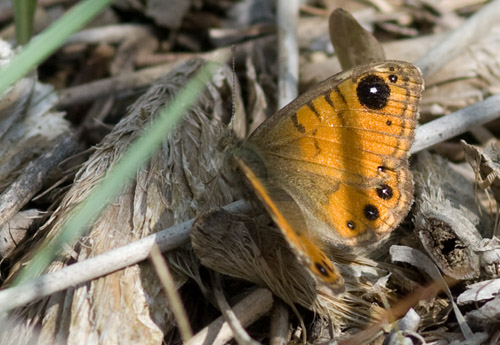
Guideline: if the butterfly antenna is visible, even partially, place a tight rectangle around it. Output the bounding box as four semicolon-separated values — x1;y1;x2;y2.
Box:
231;45;236;120
199;48;238;214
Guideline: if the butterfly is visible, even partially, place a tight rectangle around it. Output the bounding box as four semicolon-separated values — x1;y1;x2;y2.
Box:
232;60;423;293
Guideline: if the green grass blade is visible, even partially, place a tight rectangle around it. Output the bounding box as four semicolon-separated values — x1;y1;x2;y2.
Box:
14;61;221;284
0;0;114;95
13;0;37;45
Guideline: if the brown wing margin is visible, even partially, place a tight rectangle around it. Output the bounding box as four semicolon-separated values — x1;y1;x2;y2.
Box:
234;156;345;294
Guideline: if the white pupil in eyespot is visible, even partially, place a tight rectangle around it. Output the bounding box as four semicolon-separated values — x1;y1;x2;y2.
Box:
370;86;378;94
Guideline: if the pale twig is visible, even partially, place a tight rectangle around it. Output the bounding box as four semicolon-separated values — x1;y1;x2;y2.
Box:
212;274;260;345
186;288;273;345
149;244;193;342
277;0;299;107
0;200;250;314
269;300;290;345
57;45;234;107
65;24;153;45
57;63;182;107
415;0;500;78
0;222;187;313
412;94;500;153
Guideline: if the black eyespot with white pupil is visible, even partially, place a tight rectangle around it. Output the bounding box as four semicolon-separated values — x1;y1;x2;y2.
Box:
347;220;355;230
376;184;393;200
356;74;391;110
364;204;380;221
315;263;329;277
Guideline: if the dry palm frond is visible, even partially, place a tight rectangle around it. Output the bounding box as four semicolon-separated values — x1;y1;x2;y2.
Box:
1;58;240;345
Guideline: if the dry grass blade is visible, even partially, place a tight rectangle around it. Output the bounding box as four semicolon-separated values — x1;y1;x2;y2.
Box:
384;309;422;345
458;278;500;305
339;282;443;345
149;244;193;342
212;274;260;345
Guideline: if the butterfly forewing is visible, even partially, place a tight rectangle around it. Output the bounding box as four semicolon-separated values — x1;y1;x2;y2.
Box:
248;61;423;245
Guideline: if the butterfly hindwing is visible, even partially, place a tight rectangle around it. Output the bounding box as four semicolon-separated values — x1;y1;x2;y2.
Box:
234;157;345;293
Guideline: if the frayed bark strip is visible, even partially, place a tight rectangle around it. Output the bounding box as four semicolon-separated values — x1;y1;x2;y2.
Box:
0;135;78;227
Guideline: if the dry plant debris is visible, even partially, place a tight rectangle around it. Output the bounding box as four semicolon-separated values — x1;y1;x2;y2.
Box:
1;1;500;344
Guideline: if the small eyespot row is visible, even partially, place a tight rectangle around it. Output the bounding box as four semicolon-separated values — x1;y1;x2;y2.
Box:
315;262;329;277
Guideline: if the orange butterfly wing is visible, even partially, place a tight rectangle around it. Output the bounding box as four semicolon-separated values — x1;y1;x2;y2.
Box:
248;61;422;244
235;61;423;290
